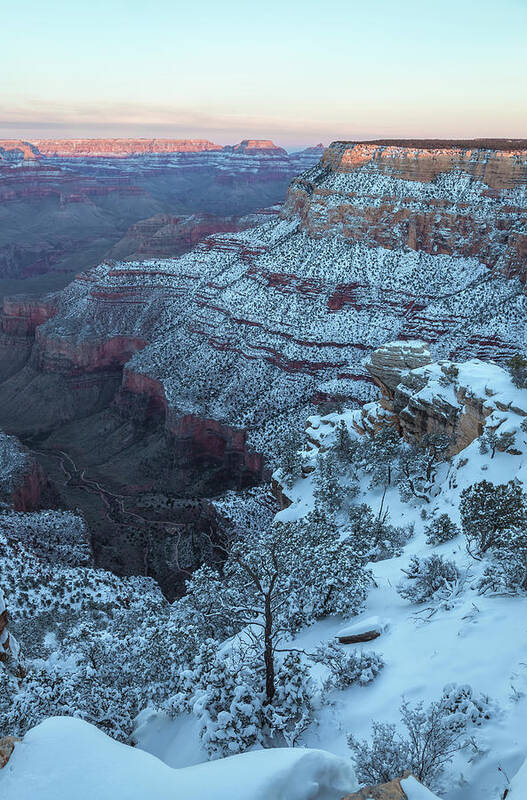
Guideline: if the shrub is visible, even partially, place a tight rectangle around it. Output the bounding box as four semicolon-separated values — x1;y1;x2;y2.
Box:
311;641;384;690
477;528;527;594
347;504;412;562
425;514;460;546
439;683;493;730
460;480;527;556
397;555;460;605
507;354;527;389
348;698;465;790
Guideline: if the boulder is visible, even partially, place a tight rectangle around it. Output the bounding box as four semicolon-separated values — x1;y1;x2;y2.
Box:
341;775;409;800
336;616;388;644
0;736;19;769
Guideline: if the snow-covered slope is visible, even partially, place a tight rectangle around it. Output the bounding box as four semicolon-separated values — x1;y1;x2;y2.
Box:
0;717;354;800
132;347;527;799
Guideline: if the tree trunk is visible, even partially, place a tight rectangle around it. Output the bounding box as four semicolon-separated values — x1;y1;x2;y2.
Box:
263;591;275;704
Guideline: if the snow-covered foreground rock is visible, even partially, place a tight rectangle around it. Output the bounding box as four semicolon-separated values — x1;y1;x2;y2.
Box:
0;717;355;800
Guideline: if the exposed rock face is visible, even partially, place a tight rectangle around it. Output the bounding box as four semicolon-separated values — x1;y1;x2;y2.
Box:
284;140;527;281
365;342;526;455
341;774;409;800
0;587;23;678
108;208;281;261
0;736;19;769
0;431;46;511
366;341;432;395
0;140;40;162
30;138;222;157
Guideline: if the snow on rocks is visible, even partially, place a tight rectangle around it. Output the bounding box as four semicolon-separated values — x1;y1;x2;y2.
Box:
342;774;440;800
336;616;389;644
0;716;356;800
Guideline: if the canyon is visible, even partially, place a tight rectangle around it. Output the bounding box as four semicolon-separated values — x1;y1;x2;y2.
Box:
0;138;324;298
0;139;525;593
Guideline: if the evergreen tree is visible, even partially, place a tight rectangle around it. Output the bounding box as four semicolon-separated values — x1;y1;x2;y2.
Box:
460;480;527;556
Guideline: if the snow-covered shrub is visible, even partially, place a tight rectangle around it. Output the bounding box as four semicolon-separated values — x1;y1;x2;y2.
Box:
347;504;412;562
278;430;304;488
348;698;465;791
477;528;527;594
334;421;359;464
507;353;527;389
314;452;351;513
265;651;314;746
348;721;411;786
311;641;384;690
479;429;517;458
0;663;139;741
439;683;493;730
362;426;404;488
168;645;314;757
425;514;460;546
398;433;453;504
196;655;264;758
397;555;460;605
460;480;527;556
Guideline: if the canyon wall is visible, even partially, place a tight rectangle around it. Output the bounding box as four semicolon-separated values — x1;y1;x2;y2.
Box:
0;140;323;290
1;140;524;465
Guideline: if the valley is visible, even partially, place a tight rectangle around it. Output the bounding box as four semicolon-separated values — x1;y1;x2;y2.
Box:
1;138;527;800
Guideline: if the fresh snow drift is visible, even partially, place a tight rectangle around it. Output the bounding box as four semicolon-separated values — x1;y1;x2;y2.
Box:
0;717;355;800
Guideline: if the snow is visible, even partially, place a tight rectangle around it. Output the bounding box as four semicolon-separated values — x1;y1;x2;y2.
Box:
335;616;388;639
401;776;441;799
510;755;527;797
0;717;355;800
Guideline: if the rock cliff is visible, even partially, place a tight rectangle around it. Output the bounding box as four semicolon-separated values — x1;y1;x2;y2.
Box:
0;140;323;289
1;140;525;463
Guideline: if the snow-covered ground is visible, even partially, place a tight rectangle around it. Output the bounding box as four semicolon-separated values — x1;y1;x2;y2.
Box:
3;352;527;798
134;355;527;799
0;717;355;800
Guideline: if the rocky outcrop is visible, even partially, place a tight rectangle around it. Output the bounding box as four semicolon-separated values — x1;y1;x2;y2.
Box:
0;736;19;769
0;587;23;679
0;431;46;511
341;775;410;800
284;140;527;277
366;341;432;396
108;208;280;261
0;140;40;162
364;342;526;455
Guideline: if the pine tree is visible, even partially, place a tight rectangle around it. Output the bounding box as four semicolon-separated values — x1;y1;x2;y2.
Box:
460;480;527;556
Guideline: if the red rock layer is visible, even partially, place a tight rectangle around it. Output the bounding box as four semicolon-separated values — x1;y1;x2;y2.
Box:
320;141;527;188
11;460;46;512
31;138;222;157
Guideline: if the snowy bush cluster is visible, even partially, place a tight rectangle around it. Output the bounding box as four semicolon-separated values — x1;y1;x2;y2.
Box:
348;685;493;792
398;555;462;606
460;480;527;594
168;642;314;757
311;641;384;690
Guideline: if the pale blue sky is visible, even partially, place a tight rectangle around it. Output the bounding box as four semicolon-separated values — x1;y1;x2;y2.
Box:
2;0;526;145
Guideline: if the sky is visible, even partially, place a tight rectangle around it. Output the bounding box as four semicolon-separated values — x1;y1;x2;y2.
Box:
1;0;526;147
